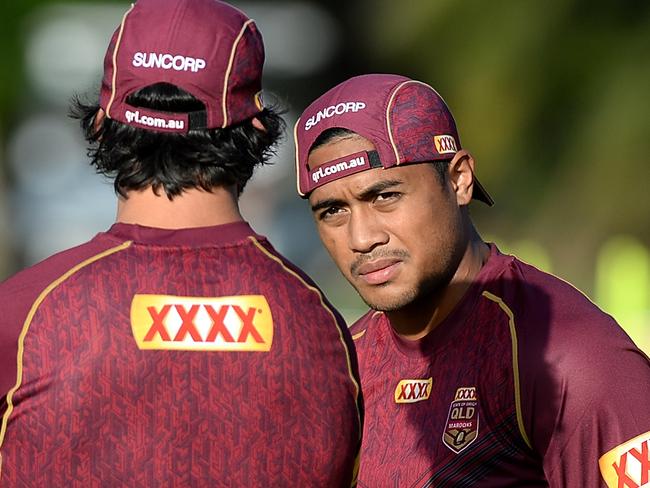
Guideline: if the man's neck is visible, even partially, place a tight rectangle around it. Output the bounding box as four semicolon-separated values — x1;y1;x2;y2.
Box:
386;235;490;340
116;186;243;229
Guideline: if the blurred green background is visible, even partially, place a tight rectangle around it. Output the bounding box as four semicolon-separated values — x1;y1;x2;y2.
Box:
1;0;648;352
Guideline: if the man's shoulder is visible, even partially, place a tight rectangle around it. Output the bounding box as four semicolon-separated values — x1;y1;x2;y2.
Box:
0;234;124;304
479;249;642;375
0;234;127;398
238;238;349;325
485;249;650;468
485;251;616;335
242;237;329;289
487;250;648;387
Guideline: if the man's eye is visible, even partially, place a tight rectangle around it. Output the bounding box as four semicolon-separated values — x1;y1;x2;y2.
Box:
319;207;343;220
375;192;400;203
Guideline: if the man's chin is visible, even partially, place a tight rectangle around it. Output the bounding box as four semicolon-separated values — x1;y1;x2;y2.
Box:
355;283;418;312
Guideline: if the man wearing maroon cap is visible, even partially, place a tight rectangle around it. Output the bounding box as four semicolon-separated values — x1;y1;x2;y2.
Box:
0;0;362;485
295;73;650;487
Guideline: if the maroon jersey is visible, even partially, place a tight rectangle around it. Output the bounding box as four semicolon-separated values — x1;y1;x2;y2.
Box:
0;222;362;486
350;244;650;487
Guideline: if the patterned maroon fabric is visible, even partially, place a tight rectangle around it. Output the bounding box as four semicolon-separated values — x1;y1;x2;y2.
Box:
100;0;264;132
0;222;361;486
350;244;650;487
390;82;460;164
294;74;492;204
225;20;264;127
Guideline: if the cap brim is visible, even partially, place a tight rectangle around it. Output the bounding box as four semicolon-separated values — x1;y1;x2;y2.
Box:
472;177;494;206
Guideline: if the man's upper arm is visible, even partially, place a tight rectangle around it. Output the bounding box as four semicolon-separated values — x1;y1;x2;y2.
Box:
0;276;37;413
0;237;116;413
528;318;650;487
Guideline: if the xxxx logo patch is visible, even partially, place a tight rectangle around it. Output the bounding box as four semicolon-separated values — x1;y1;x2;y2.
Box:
599;431;650;488
130;294;273;352
443;387;479;453
394;378;432;404
433;134;458;154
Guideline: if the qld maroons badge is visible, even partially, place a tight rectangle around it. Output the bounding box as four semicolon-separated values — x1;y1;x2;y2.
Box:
443;387;480;453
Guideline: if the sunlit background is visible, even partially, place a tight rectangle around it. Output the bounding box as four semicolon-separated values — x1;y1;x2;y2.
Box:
1;0;648;352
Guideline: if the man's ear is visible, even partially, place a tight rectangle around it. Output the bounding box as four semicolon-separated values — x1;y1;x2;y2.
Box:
252;116;266;132
448;149;477;206
94;108;106;135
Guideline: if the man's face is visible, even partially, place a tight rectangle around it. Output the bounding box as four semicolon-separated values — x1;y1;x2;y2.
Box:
308;135;466;312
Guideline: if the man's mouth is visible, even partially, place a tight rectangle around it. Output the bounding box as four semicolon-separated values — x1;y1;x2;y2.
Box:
354;258;403;285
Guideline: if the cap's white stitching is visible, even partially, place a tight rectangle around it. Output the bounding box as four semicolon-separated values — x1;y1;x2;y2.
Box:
106;4;135;118
222;19;255;128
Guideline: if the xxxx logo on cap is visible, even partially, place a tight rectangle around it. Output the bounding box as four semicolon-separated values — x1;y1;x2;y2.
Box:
130;294;273;352
434;135;458;155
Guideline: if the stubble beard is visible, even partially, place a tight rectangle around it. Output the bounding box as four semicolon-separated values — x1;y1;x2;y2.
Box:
354;240;465;313
357;266;455;312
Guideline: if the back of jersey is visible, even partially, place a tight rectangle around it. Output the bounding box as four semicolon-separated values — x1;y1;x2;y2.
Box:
0;222;361;487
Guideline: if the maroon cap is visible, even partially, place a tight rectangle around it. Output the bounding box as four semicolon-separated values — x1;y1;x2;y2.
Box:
100;0;264;133
294;74;493;205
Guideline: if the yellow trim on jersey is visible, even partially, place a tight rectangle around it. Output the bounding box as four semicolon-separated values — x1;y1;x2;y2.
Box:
351;329;366;341
481;291;533;450
105;4;135;118
221;19;255;128
351;448;360;487
0;241;133;453
247;237;363;441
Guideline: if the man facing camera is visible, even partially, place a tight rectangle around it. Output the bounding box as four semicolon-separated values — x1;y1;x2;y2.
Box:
294;73;650;487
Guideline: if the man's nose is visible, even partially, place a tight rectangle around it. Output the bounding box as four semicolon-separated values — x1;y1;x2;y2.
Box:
348;209;389;254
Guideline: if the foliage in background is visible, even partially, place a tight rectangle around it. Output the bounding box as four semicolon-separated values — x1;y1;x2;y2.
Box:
1;0;648;347
357;0;650;294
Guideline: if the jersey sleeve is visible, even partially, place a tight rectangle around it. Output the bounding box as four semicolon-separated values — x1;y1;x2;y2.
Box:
0;276;34;415
515;269;650;488
0;237;120;415
542;323;650;487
